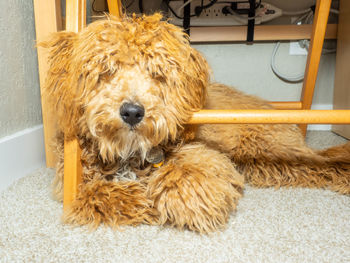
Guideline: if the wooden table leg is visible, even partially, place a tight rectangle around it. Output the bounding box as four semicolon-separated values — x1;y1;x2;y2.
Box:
300;0;332;135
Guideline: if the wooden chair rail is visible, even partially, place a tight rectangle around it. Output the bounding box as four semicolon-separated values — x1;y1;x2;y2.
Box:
188;110;350;124
270;101;302;110
190;24;337;43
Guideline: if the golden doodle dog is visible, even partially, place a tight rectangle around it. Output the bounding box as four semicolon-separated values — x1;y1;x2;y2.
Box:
42;14;350;233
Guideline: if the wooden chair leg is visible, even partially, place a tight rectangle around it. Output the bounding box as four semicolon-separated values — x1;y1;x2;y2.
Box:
300;0;332;135
63;0;86;210
107;0;122;17
33;0;62;168
63;138;83;208
63;0;123;210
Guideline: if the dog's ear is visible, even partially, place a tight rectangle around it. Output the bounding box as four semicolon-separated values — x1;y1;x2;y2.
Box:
162;20;210;110
183;46;210;109
158;19;210;121
39;31;80;139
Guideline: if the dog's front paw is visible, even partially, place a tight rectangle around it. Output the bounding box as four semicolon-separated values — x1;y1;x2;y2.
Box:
63;179;158;228
147;143;244;233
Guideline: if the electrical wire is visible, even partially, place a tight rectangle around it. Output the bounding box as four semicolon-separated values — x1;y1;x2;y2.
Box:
165;0;198;19
168;0;262;20
139;0;144;13
270;42;305;83
124;0;135;9
225;6;263;21
282;8;312;16
270;10;313;83
92;0;105;13
92;0;135;13
270;6;338;83
330;8;339;15
178;0;196;12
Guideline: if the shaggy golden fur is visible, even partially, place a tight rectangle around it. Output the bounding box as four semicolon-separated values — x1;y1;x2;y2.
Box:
41;14;350;233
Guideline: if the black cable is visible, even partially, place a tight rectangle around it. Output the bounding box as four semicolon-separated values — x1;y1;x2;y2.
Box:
92;0;106;13
92;0;138;13
92;0;136;14
202;0;217;9
166;0;261;19
183;0;191;34
216;0;261;8
246;0;255;43
255;0;261;9
124;0;135;9
139;0;144;13
166;0;217;19
195;0;217;16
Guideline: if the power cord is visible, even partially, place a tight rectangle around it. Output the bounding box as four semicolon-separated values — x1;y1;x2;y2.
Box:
270;5;338;83
224;5;263;22
165;0;198;19
138;0;144;13
270;10;313;82
222;1;280;25
92;0;135;14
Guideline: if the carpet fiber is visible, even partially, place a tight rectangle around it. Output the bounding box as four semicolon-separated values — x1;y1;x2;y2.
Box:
1;131;349;262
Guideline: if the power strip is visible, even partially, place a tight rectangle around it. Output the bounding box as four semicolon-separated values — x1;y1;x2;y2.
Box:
168;0;282;26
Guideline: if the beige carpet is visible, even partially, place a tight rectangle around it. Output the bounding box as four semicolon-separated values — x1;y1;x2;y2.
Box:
0;131;349;263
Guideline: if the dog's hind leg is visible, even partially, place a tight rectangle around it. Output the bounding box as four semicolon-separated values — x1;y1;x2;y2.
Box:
199;83;350;194
199;122;350;194
146;142;244;233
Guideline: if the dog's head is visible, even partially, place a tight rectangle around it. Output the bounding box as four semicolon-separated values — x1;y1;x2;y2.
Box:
42;14;209;161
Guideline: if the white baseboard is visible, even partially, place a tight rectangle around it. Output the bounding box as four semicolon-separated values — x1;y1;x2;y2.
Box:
307;104;333;131
0;125;46;192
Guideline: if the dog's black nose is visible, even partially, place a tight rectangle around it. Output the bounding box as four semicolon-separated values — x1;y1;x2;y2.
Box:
120;103;145;126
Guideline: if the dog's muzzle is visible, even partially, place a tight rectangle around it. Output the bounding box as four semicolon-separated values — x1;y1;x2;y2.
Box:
120;102;145;126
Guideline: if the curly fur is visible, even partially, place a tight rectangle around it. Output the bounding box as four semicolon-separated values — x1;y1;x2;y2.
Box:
40;14;350;233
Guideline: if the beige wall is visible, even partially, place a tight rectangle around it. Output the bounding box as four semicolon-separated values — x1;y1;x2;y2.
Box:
193;43;336;106
0;0;42;139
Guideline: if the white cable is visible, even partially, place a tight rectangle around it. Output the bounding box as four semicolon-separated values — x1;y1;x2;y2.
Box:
177;0;195;13
330;8;339;15
270;10;313;83
300;40;336;54
271;42;305;83
282;8;312;16
305;11;313;24
293;11;312;24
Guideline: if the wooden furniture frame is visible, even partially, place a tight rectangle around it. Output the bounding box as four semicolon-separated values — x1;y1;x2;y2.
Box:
190;24;337;42
332;0;350;139
33;0;350;210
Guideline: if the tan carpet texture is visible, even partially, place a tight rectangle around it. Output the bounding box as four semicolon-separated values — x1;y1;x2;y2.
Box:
0;131;349;262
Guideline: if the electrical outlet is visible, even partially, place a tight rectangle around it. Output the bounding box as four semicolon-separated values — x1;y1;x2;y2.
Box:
289;41;308;55
168;0;241;26
168;1;282;26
